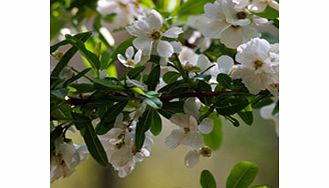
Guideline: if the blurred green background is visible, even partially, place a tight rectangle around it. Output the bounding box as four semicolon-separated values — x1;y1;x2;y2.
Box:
51;111;278;188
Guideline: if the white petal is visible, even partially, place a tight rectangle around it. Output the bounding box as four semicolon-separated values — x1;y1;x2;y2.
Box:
163;27;183;38
164;129;185;149
133;37;153;56
260;103;275;120
220;26;243;49
110;145;133;167
170;41;182;53
99;69;108;79
183;98;201;118
198;118;214;134
157;40;174;58
204;3;224;19
125;46;134;59
181;132;203;148
196;54;212;70
147;9;163;30
184;150;200;168
134;49;142;63
170;114;197;129
217;55;234;74
117;54;127;64
270;1;279;11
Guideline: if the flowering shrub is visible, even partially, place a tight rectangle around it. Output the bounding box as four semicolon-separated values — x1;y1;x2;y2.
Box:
51;0;279;187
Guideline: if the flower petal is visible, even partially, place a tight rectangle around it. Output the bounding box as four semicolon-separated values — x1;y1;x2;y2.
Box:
157;40;174;58
117;54;127;64
125;46;134;60
198;118;214;134
181;132;203;148
196;54;212;71
184;150;200;168
183;98;201;118
147;9;163;30
217;55;234;74
133;37;153;56
134;49;142;63
163;27;183;38
164;129;185;149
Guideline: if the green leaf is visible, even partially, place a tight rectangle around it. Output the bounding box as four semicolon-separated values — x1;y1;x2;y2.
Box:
66;34;101;71
226;115;240;127
215;95;249;116
139;0;155;8
200;170;217;188
250;186;269;188
174;0;214;16
237;104;253;125
226;161;258;188
109;37;135;65
272;101;279;115
252;6;279;19
71;113;108;166
203;112;222;150
146;65;160;91
144;97;162;109
127;66;145;79
150;110;162;136
158;101;184;118
95;101;128;135
68;83;95;94
217;73;233;89
63;68;91;87
135;108;156;150
93;78;125;91
50;32;92;53
163;71;181;84
51;102;72;120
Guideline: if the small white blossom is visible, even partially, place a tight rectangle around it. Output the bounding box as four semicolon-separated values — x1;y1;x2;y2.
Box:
199;0;259;49
100;120;153;177
184;146;212;168
126;9;183;58
97;0;142;28
51;137;86;182
118;46;142;68
232;38;279;94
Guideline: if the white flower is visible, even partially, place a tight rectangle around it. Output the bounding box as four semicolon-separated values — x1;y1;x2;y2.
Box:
232;38;279;94
178;47;214;71
200;0;259;49
100;120;153;177
208;55;235;83
50;137;86;182
165;114;203;149
233;0;279;13
126;9;183;58
260;102;279;135
97;0;142;28
118;46;142;68
184;146;212;168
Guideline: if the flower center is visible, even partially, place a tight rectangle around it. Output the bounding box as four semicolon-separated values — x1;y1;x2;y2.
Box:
127;59;135;66
199;146;212;157
236;11;247;19
254;60;264;69
151;31;161;40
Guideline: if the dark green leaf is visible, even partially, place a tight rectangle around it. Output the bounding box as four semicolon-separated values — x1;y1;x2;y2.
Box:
66;34;101;70
226;161;258;188
51;102;72;120
63;68;91;87
250;186;269;188
215;95;249;116
200;170;217;188
146;65;160;91
163;71;181;84
217;73;232;89
226;115;240;127
135;108;155;150
68;83;95;94
71;113;108;166
93;78;125;91
127;66;145;79
144;97;162;109
50;32;92;53
95;101;128;135
203;112;223;150
237;104;253;125
272;101;279;115
150;110;162;136
158;101;184;118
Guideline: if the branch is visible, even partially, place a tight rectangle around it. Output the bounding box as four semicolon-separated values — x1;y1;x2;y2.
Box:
159;91;221;101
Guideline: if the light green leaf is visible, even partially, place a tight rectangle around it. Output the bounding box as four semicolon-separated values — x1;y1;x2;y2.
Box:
226;161;258;188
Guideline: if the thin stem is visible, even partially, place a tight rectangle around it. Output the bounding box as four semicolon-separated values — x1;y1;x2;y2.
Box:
69;66;93;82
